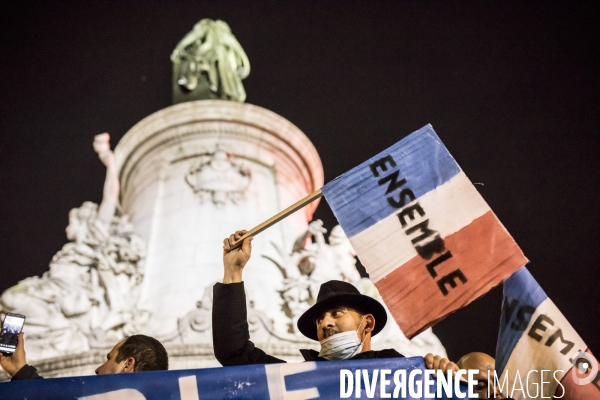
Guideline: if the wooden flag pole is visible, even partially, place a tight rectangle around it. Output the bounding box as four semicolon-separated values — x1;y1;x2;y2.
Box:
229;189;323;250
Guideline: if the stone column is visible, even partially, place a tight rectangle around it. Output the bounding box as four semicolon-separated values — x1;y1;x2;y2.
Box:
114;100;323;337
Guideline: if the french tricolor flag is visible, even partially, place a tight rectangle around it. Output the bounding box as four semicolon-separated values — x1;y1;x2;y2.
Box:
321;125;527;338
496;267;598;399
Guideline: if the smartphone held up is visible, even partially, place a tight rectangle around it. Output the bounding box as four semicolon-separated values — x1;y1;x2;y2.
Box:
0;313;26;356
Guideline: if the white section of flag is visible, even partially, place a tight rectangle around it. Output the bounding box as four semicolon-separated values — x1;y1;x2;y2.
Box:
499;298;587;400
350;171;490;283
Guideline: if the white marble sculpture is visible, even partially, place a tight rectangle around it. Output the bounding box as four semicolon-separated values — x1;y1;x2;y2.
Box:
0;134;149;360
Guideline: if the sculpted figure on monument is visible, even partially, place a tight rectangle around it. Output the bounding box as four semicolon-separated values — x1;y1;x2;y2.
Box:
0;134;148;360
171;19;250;102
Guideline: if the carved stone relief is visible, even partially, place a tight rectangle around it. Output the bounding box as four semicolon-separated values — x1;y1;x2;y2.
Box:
184;150;251;207
0;134;150;360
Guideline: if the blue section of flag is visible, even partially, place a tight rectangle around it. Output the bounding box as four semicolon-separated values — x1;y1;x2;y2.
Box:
322;125;461;238
495;267;549;374
1;357;472;399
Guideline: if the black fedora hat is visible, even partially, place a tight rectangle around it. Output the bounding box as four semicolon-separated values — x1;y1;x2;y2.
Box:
297;280;388;341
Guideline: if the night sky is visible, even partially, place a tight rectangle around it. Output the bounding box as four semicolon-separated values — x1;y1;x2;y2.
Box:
1;2;598;362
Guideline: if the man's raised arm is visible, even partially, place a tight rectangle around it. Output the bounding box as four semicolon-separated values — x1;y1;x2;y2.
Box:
212;230;285;365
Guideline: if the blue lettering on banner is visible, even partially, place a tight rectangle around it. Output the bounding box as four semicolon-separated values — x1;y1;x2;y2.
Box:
0;356;472;399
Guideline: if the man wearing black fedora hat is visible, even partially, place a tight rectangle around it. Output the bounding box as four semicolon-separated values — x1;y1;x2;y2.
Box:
213;230;458;370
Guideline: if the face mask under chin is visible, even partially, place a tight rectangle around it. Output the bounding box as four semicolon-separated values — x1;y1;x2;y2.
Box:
318;316;366;360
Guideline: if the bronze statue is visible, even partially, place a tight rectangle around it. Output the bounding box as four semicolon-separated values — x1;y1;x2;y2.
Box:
171;19;250;104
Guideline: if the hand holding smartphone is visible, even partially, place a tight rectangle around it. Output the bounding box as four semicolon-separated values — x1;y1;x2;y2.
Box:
0;313;26;356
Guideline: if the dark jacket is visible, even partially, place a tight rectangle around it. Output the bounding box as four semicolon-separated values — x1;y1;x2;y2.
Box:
212;282;404;366
11;364;43;380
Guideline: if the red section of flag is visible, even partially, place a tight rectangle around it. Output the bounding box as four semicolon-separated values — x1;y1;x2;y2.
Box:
375;211;527;338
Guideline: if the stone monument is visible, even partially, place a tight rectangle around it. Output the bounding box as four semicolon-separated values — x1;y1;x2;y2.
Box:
0;19;445;380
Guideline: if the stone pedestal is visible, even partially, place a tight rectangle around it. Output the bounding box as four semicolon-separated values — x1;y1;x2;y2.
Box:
114;100;323;339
